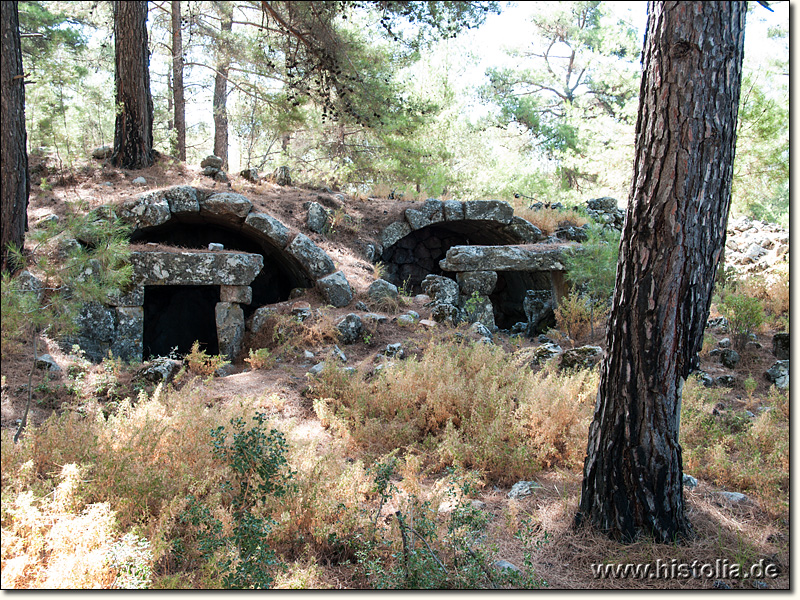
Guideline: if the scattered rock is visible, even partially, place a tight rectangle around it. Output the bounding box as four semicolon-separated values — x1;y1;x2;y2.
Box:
383;343;404;359
715;375;736;388
560;345;603;370
318;270;353;308
469;322;493;339
765;360;788;389
208;242;224;251
91;145;113;159
718;337;731;348
35;354;61;372
136;357;182;383
706;317;728;330
714;491;748;504
368;279;399;303
307;202;330;233
308;362;326;376
304;350;315;359
250;307;277;335
363;313;389;324
332;345;347;363
719;349;740;369
529;343;563;366
201;155;224;169
712;580;732;589
337;313;363;344
239;168;259;183
494;560;521;573
291;301;312;321
354;301;369;311
273;166;291;186
132;176;147;186
397;314;416;327
507;480;543;499
16;270;44;302
683;474;699;489
421;274;460;306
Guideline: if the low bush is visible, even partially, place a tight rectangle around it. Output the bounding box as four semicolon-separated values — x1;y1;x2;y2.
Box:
717;292;765;350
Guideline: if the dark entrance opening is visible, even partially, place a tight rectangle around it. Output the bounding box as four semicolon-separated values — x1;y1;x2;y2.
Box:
380;222;520;292
131;219;311;316
490;271;556;331
143;285;220;358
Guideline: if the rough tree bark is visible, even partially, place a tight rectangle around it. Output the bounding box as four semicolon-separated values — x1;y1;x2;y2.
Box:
171;0;186;161
111;1;154;170
574;1;746;543
212;3;232;169
1;1;29;273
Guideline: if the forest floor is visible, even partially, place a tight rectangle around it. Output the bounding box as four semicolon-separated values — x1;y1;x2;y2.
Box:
1;156;790;589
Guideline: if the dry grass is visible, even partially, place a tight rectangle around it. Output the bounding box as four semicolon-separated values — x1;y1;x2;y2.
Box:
516;207;589;235
310;339;597;482
244;311;341;358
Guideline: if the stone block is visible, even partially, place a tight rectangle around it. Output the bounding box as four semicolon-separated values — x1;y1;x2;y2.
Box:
163;185;199;214
244;212;290;248
443;200;465;221
110;306;143;361
216;302;245;360
463;200;514;224
405;198;444;230
130;251;263;286
456;271;497;296
380;221;412;249
200;192;253;219
119;192;171;229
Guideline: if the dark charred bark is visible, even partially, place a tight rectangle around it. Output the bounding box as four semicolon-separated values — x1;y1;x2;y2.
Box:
574;1;746;543
111;1;154;170
171;0;186;161
212;3;232;169
1;1;28;273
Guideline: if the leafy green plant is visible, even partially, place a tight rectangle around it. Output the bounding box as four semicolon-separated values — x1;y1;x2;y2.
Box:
106;533;153;589
244;347;275;370
181;413;293;589
185;341;230;378
718;292;765;350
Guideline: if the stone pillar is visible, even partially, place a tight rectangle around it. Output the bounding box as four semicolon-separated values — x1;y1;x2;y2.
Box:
111;306;144;361
215;302;245;360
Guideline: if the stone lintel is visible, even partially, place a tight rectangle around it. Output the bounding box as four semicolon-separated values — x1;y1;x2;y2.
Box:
440;245;570;272
130;251;263;286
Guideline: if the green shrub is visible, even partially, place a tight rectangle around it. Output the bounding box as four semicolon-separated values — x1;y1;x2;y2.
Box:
718;292;765;350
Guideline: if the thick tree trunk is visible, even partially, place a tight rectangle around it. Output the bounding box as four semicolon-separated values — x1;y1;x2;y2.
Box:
111;1;154;170
171;0;186;161
0;1;28;273
574;1;746;543
212;5;232;169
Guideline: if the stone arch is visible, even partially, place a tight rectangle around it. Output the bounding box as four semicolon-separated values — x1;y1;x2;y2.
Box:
73;186;353;362
376;198;544;290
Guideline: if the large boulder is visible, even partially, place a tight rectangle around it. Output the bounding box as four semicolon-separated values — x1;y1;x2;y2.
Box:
456;271;497;296
421;275;460;305
772;332;789;360
307;202;330;234
163;185;199;214
216;302;245;360
337;313;363;344
405;199;444;230
244;212;290;248
201;155;224;169
273;166;292;186
503;216;545;243
523;290;556;335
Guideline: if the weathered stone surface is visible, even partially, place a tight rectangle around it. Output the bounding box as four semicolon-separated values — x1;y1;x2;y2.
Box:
220;285;252;304
504;216;545;243
463;200;514;224
201;155;224;169
62;302;117;362
136;357;182;383
163;185;199;214
110;306;143;361
421;274;460;305
719;349;741;369
765;360;789;389
240;168;259;183
368;279;399;302
130;251;264;286
17;270;44;302
250;306;277;335
317;270;353;307
560;345;603;370
119;193;171;228
380;221;412;249
216;302;245;360
91;145;113;159
397;314;416;327
201;192;253;219
683;474;699;488
461;293;495;330
405;198;444;230
132;176;147;186
528;343;563;366
273;166;291;186
440;245;570;272
443;200;465;221
35;354;61;372
208;243;224;251
507;480;543;499
456;271;497;296
772;332;789;360
287;233;335;279
430;302;459;324
307;202;330;233
244;212;290;248
555;225;589;242
586;197;618;212
524;290;556;334
337;313;363;344
107;285;145;307
494;560;520;573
